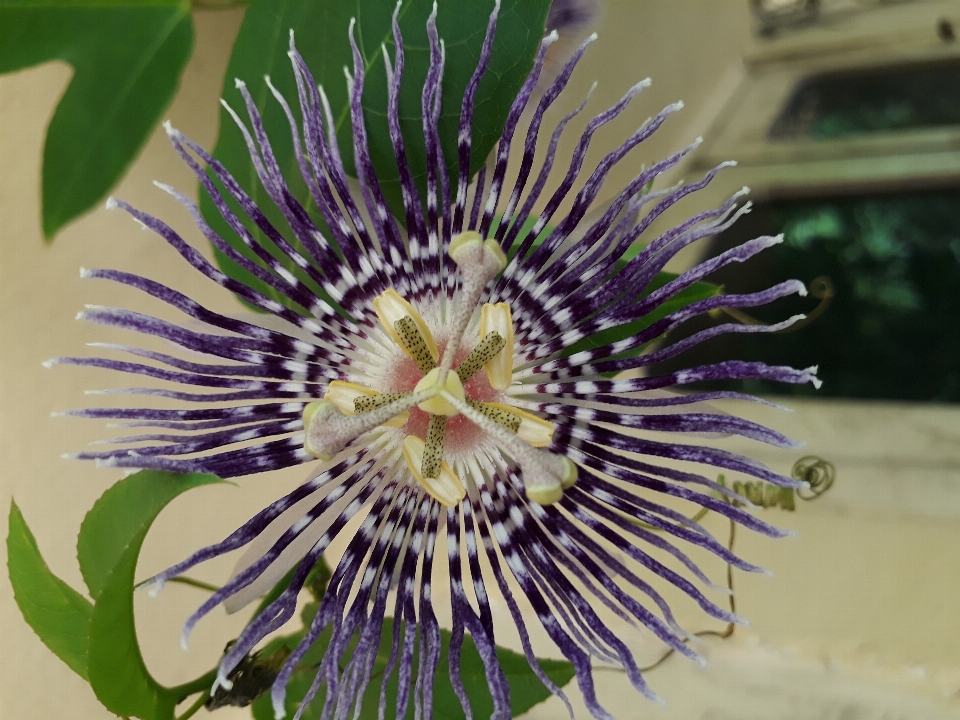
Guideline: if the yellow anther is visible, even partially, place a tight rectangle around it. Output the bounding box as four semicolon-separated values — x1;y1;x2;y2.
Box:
354;393;408;414
413;368;465;417
484;403;555;447
421;415;447;479
466;399;521;433
402;435;465;507
373;289;439;362
323;380;408;427
456;332;505;382
438;233;507;378
394;316;436;374
479;303;514;390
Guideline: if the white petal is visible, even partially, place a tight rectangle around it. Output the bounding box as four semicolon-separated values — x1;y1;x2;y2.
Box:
222;460;380;613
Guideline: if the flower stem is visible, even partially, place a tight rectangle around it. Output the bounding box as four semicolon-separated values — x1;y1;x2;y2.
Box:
134;575;221;593
167;576;221;593
637;513;737;673
175;691;210;720
171;668;217;702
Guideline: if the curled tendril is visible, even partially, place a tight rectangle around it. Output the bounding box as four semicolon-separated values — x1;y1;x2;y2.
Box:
725;455;836;508
780;275;835;333
635;458;837;673
729;479;796;510
711;274;835;333
792;455;836;500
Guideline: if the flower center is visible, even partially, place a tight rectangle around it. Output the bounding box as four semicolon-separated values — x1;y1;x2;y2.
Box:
302;232;573;507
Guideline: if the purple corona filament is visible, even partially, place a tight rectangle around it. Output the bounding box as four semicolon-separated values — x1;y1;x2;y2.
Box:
51;2;819;719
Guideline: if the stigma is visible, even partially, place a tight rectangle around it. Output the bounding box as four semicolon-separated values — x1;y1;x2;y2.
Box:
302;232;570;507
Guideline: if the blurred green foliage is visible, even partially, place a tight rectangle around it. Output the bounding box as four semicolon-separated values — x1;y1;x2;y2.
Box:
656;190;960;402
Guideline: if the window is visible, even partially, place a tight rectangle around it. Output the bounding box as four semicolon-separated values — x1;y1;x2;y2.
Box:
654;189;960;401
769;59;960;140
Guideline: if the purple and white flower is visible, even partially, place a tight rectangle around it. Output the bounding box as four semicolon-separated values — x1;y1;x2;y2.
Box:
52;3;820;718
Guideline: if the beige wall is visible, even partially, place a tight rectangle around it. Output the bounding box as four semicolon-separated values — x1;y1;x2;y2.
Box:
2;2;958;719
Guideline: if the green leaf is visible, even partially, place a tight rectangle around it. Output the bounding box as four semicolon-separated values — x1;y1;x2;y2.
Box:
6;500;93;681
200;0;551;311
0;0;194;240
428;633;576;720
78;470;223;719
250;614;574;720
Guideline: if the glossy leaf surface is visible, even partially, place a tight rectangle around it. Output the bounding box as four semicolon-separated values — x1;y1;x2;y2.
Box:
0;0;194;240
7;500;93;681
79;470;223;719
251;606;574;719
199;0;550;310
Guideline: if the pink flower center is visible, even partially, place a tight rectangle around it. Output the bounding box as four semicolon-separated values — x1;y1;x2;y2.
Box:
380;335;506;459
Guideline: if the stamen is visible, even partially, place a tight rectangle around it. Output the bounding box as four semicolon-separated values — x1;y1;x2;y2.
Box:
324;380;408;427
373;289;439;363
421;414;447;478
484;402;555;447
479;302;514;390
438;390;575;505
437;232;508;379
394;316;437;374
402;435;465;507
354;393;410;413
466;399;521;433
304;389;433;460
456;331;505;382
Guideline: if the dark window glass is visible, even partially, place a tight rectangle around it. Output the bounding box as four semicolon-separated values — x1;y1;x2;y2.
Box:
769;60;960;139
653;190;960;402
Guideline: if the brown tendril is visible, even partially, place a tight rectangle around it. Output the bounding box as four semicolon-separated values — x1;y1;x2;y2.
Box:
712;275;835;333
792;455;836;500
634;459;836;673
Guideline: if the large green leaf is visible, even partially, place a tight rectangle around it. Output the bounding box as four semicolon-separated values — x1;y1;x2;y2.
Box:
78;470;223;719
0;0;194;240
76;467;220;600
200;0;551;311
251;609;575;720
6;500;93;681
